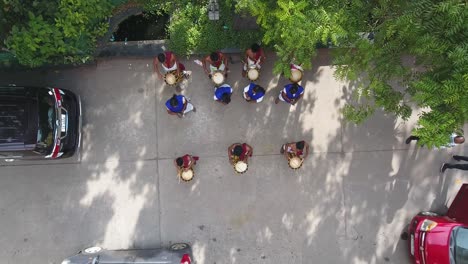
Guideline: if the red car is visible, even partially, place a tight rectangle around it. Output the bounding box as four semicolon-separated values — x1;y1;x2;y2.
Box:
407;184;468;264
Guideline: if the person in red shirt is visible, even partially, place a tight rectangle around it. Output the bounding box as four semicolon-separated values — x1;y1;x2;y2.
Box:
242;43;266;77
202;51;228;78
174;154;199;175
154;51;188;81
228;143;253;165
280;140;310;160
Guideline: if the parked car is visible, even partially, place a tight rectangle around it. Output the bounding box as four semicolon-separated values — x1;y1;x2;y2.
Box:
61;243;193;264
0;85;81;162
407;183;468;264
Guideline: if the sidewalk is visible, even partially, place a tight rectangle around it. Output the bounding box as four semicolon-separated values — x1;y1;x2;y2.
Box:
0;50;467;264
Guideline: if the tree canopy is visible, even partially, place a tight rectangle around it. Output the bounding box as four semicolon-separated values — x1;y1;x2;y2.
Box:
1;0;113;67
141;0;262;56
237;0;468;147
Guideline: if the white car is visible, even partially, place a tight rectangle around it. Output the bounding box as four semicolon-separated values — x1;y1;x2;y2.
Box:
61;243;192;264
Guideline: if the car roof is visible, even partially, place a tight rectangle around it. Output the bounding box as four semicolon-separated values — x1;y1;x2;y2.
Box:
0;100;27;144
0;87;39;148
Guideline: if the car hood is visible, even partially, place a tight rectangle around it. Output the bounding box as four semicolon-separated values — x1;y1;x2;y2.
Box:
424;224;458;264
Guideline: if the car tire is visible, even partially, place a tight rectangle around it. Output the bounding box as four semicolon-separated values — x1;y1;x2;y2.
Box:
418;211;439;217
170;243;188;251
82;246;102;254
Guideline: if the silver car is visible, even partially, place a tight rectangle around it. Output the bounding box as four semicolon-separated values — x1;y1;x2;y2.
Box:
61;243;193;264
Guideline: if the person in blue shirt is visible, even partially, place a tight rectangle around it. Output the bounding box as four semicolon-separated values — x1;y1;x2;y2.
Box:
213;84;233;105
275;83;304;105
165;94;195;118
243;83;265;103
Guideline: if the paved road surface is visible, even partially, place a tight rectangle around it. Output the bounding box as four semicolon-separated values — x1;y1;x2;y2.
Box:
1;50;467;264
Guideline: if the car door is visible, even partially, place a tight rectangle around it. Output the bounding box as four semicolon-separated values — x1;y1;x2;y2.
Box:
447;184;468;224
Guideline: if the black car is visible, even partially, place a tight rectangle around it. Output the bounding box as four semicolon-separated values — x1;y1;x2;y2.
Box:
0;85;81;162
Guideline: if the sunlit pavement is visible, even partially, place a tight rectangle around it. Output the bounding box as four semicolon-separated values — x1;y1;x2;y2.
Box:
1;50;467;264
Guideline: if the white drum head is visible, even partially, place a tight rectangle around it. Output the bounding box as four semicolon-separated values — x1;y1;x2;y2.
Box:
234;161;248;174
247;68;259;81
165;73;177;85
181;169;194;181
288;157;303;170
212;72;224;85
290;69;303;83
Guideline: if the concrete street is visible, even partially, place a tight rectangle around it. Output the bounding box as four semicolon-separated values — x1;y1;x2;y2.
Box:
1;50;467;264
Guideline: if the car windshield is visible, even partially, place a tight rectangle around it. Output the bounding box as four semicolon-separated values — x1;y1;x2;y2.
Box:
35;89;56;154
451;227;468;264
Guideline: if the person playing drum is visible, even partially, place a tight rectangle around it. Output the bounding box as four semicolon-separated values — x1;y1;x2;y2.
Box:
280;140;310;161
203;51;228;78
174;154;199;179
214;84;233;105
165;94;196;118
153;51;189;81
274;83;304;105
243;83;266;103
228;143;253;166
289;62;304;83
242;43;266;78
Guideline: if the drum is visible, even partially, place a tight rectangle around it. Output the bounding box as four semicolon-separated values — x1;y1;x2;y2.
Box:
247;67;260;81
288;156;303;170
289;69;303;83
234;161;248;174
180;169;194;182
212;71;225;86
164;71;182;86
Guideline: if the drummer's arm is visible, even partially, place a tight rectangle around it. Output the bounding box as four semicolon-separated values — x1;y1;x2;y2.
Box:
227;145;234;164
153;58;163;79
190;156;196;166
246;144;253;156
202;56;210;75
283;144;291;159
243;50;250;64
259;49;266;64
223;54;228;72
177;100;187;118
173;56;181;75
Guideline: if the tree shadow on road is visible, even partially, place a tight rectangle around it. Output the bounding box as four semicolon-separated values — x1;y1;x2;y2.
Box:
0;49;463;264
